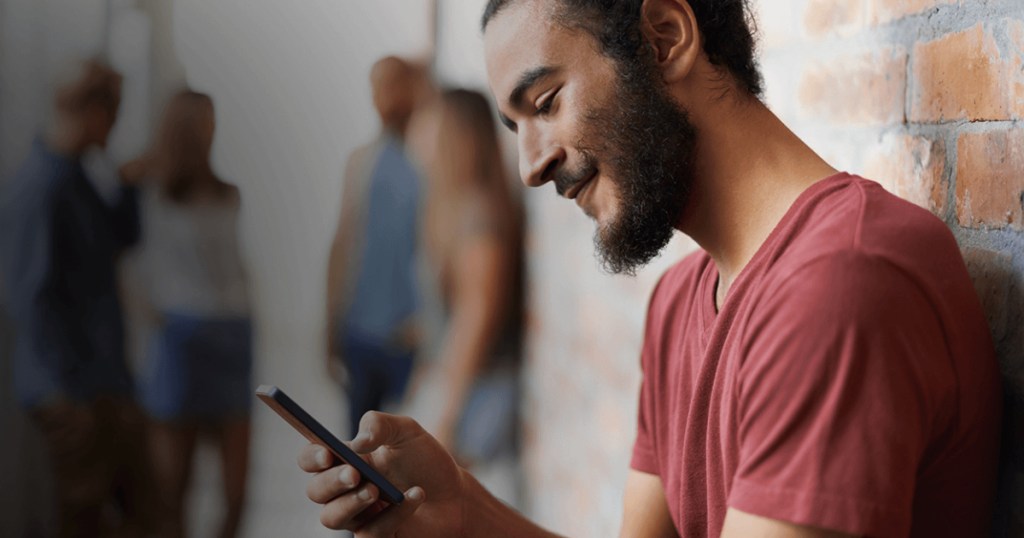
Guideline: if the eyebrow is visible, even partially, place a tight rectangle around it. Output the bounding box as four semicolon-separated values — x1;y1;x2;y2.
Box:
499;65;558;132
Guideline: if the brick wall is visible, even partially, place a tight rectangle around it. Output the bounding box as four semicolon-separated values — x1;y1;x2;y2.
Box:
517;0;1024;535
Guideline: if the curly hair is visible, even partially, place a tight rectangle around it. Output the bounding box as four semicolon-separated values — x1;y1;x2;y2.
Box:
481;0;762;97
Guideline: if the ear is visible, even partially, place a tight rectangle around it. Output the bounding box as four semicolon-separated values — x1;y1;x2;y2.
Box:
639;0;701;83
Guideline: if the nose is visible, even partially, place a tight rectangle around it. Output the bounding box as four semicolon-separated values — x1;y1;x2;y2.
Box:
518;125;565;188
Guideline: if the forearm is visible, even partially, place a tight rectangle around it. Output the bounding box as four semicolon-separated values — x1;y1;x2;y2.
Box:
325;235;350;351
460;469;564;538
436;309;498;424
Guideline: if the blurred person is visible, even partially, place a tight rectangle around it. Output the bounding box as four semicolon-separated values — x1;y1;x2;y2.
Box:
403;89;524;503
294;1;1001;537
0;59;156;537
124;90;252;538
325;56;426;438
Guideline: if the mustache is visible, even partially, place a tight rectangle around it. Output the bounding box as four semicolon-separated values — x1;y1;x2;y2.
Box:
553;154;598;197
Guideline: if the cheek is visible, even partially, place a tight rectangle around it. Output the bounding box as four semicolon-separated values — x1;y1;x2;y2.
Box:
590;175;622;222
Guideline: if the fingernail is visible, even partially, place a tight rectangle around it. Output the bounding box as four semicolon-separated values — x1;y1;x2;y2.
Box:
352;432;368;445
407;487;424;502
316;448;329;467
357;486;373;502
338;468;355;488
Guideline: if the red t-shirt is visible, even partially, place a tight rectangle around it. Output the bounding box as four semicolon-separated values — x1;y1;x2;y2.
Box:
630;173;1001;537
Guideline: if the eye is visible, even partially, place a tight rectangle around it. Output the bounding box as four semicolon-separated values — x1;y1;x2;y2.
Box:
535;89;558;116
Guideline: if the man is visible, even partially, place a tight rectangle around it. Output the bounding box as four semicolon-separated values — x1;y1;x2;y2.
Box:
297;1;1001;536
325;56;425;438
2;60;155;537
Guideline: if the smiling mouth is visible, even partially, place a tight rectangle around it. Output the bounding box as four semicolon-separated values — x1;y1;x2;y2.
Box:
565;171;597;201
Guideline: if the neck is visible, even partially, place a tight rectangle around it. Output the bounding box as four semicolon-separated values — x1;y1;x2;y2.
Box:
676;93;837;303
382;121;408;140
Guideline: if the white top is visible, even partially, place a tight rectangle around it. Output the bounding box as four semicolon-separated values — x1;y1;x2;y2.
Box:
137;187;249;318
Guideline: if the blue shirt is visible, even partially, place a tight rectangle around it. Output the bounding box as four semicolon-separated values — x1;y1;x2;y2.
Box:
341;136;421;345
1;139;139;407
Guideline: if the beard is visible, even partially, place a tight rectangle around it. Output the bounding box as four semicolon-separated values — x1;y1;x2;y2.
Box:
555;54;697;275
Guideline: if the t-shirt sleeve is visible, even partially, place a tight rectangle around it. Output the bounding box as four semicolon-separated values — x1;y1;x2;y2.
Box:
630;336;659;475
728;251;951;537
630;272;672;476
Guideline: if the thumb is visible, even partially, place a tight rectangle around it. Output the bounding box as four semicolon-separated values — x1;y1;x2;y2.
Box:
356;487;426;537
350;411;423;454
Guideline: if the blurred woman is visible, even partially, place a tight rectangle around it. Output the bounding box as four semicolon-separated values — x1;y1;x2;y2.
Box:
128;90;252;538
404;88;524;503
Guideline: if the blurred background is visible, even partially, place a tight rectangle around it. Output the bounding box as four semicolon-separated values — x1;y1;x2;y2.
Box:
0;0;1022;536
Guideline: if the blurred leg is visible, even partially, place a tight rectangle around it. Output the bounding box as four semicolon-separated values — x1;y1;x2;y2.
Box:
148;421;199;538
107;400;159;537
215;417;251;538
31;402;105;538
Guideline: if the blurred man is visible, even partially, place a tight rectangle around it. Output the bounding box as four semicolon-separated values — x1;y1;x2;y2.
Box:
325;56;425;438
1;60;155;537
297;1;1001;537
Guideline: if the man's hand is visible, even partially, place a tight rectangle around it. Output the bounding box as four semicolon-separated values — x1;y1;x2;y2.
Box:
118;156;150;186
299;411;467;536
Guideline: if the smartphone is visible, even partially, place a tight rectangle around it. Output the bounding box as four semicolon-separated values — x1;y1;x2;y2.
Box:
255;384;404;504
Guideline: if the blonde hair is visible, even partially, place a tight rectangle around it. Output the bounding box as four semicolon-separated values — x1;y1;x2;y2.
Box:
420;89;524;334
424;89;519;243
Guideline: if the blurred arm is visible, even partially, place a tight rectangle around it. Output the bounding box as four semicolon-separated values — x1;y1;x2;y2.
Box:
325;146;370;355
433;232;508;444
5;191;78;404
620;470;678;538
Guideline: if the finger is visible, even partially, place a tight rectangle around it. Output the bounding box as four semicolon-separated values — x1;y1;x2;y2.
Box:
350;411;423;454
318;483;380;530
298;443;335;472
355;487;426;537
306;464;361;504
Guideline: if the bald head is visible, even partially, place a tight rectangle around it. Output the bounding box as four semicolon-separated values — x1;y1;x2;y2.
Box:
370;56;421;133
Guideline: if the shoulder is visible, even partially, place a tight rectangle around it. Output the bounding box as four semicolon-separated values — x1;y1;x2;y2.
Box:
768;174;961;293
349;142;376;163
764;248;926;311
6;155;71;213
344;142;380;176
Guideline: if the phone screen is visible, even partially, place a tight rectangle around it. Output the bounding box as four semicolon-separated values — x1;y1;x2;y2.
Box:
255;384;405;504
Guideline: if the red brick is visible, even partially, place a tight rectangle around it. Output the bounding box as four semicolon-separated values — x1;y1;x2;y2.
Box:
798;47;907;125
863;133;947;216
961;246;1013;342
910;22;1024;122
868;0;955;25
804;0;864;38
956;129;1024;230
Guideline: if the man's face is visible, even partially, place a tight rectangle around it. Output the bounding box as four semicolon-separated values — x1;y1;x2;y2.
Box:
484;1;696;274
371;65;415;129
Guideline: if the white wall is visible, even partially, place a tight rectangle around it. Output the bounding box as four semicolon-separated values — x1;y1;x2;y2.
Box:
171;0;432;393
170;5;433;533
